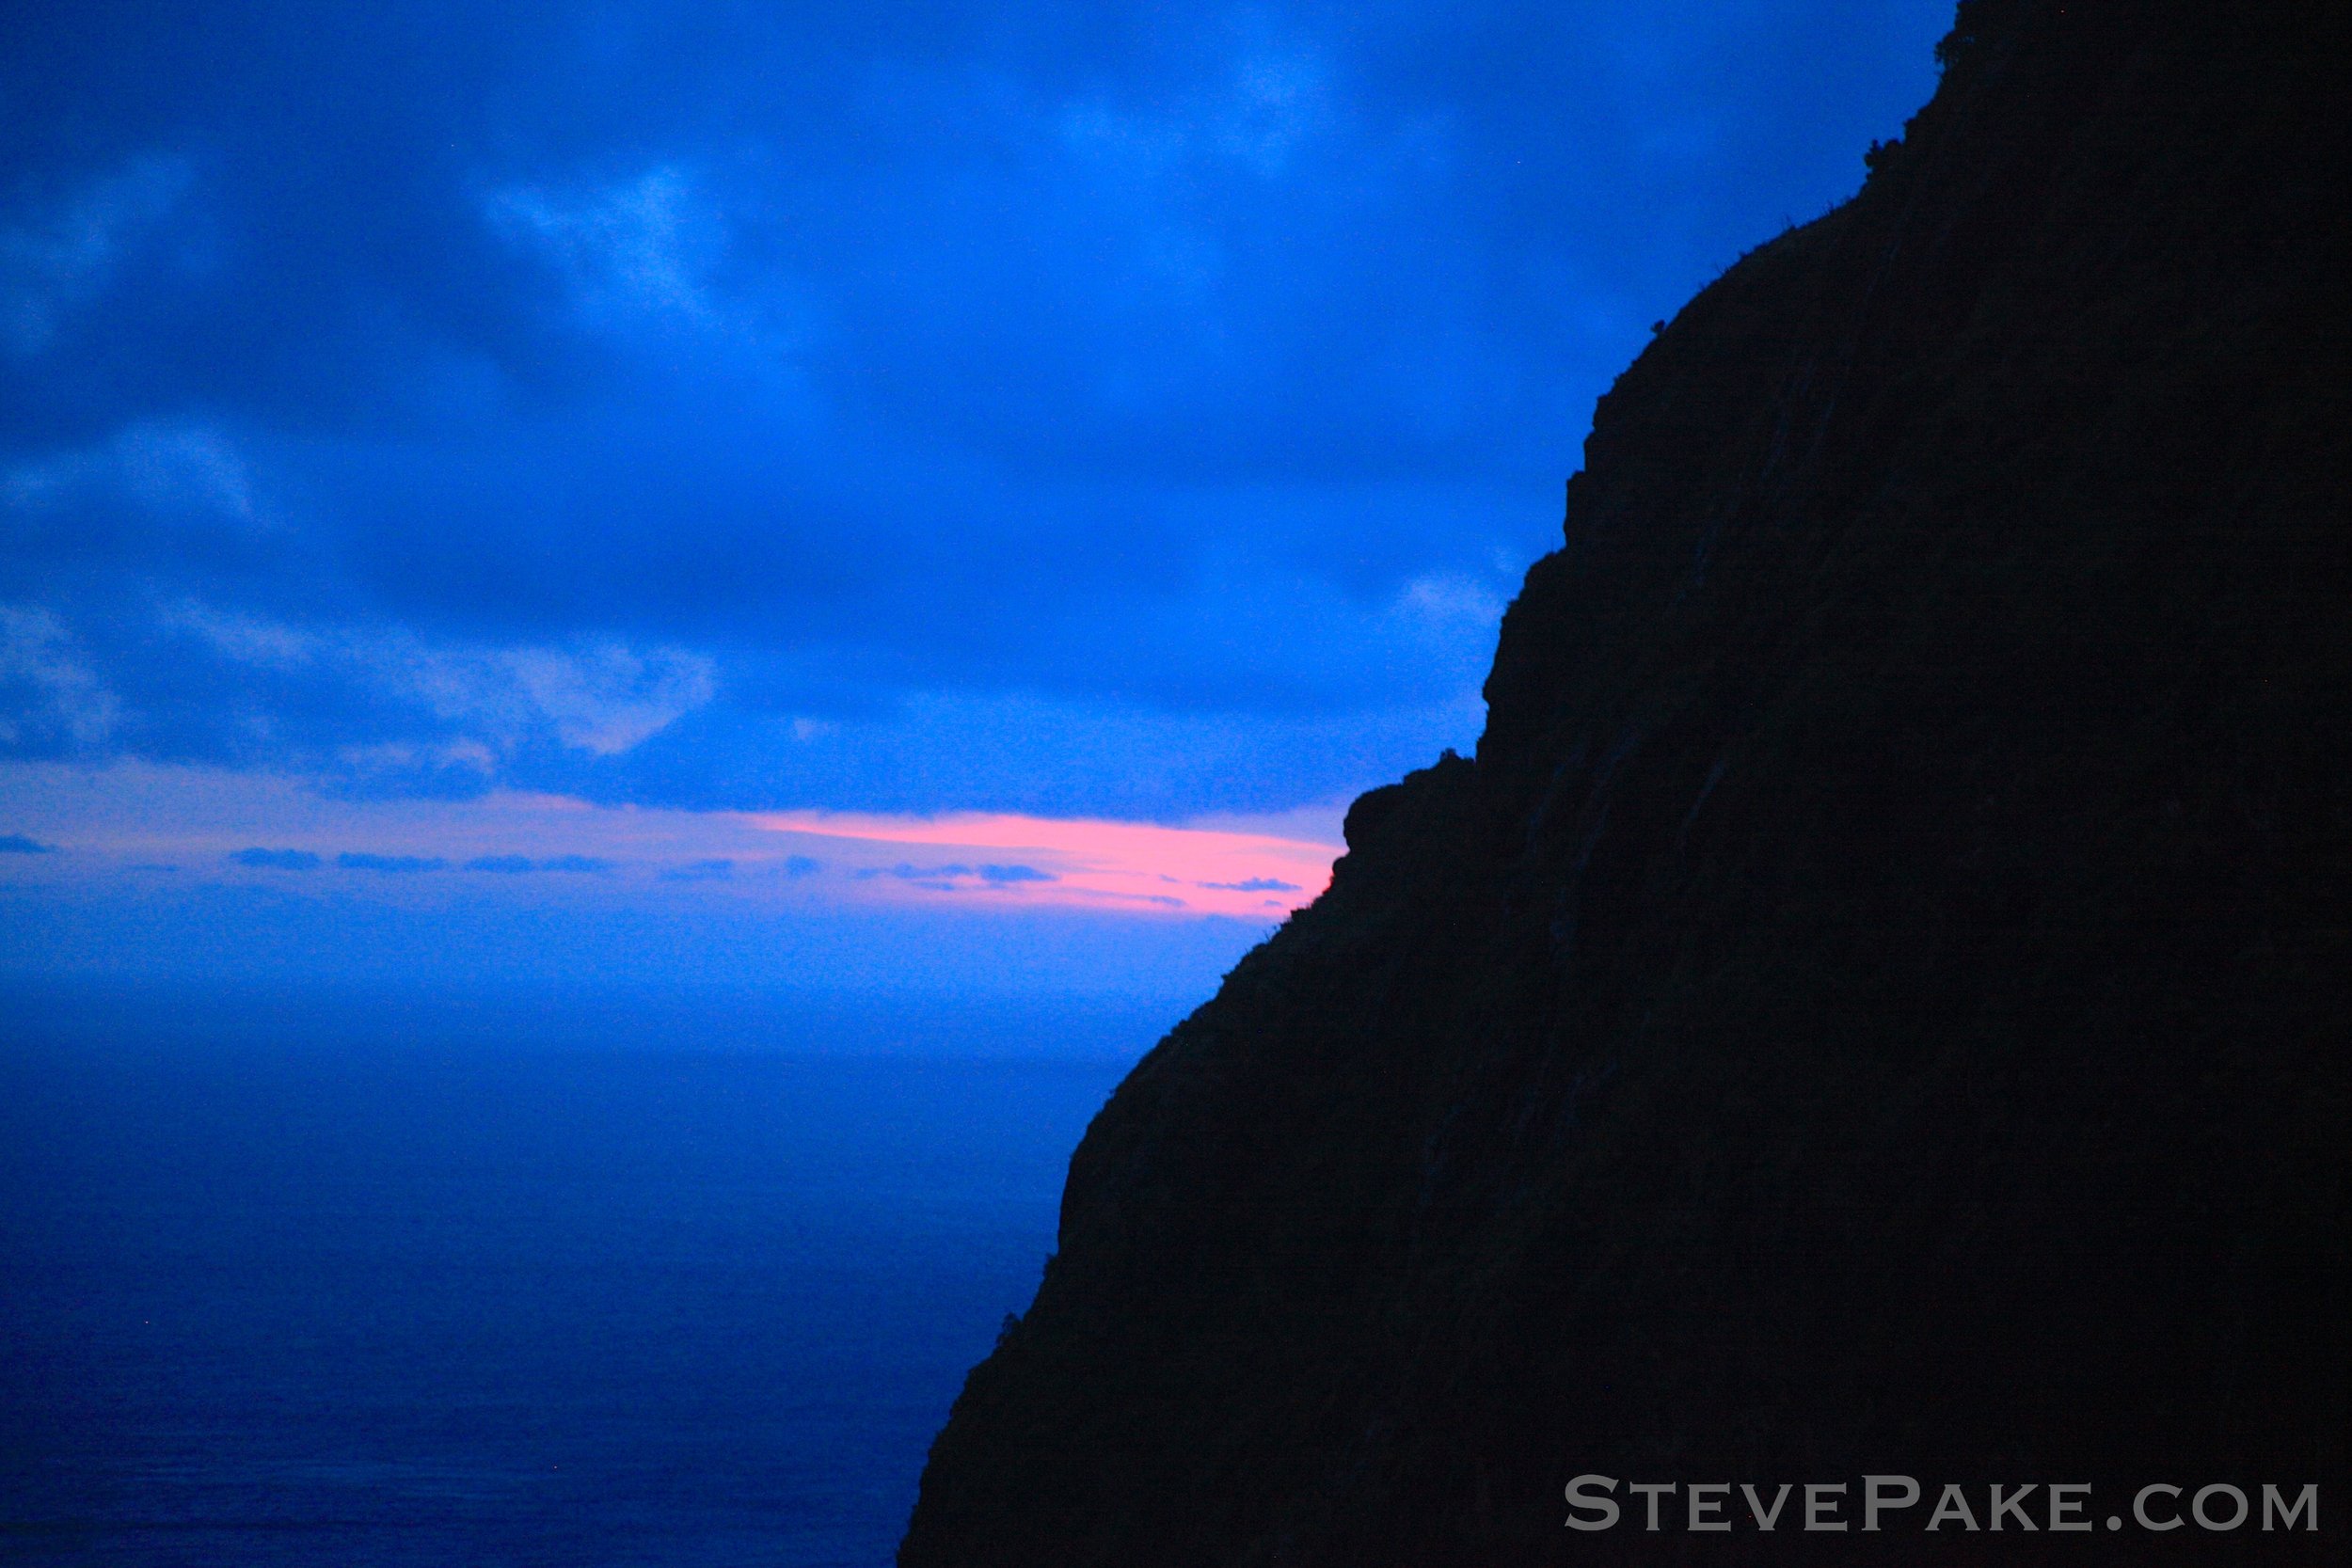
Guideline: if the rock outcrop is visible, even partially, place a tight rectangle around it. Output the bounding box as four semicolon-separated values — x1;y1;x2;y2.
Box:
900;1;2349;1560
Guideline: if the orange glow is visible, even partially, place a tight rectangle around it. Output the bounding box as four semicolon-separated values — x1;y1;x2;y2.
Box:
749;809;1340;917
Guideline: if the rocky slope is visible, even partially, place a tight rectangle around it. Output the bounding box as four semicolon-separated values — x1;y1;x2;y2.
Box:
899;1;2349;1560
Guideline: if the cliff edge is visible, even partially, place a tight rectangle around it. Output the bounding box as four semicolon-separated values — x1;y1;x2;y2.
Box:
902;1;2350;1560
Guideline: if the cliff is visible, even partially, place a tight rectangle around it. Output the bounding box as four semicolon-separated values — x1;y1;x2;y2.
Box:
900;1;2350;1560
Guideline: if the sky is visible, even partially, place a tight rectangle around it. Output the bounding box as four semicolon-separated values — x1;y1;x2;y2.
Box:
1;0;1952;1016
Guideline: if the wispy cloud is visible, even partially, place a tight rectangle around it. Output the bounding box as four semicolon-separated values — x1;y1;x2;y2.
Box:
337;851;448;873
153;603;719;765
463;852;612;874
861;859;1060;892
463;853;536;873
229;847;321;870
1;153;192;355
0;606;119;752
1061;34;1336;185
487;165;739;338
5;421;263;529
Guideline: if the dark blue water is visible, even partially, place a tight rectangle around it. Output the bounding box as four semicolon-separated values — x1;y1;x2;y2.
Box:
0;989;1134;1565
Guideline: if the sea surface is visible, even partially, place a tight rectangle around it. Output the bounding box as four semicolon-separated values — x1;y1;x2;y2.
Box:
0;984;1144;1566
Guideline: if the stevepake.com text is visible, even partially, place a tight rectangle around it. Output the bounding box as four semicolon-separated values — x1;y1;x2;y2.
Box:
1565;1477;2319;1534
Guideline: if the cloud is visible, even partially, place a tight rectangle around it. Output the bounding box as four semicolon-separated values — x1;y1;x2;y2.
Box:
1393;573;1505;630
0;0;1952;826
464;853;536;873
1;153;192;356
541;853;612;874
337;851;448;872
116;426;252;521
342;633;715;763
1060;33;1336;185
867;860;1061;890
661;857;734;881
487;165;726;333
482;643;718;756
0;607;119;752
1200;876;1297;892
464;851;612;874
229;847;321;869
155;600;310;667
0;832;56;853
54;598;718;780
5;421;262;531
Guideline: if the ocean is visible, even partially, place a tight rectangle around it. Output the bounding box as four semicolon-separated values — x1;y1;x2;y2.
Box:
0;983;1144;1566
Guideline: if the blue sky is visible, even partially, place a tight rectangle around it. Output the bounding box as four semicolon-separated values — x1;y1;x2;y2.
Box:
2;0;1950;1006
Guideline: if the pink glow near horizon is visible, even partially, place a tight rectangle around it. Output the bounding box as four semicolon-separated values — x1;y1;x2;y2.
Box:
0;763;1345;922
751;809;1342;918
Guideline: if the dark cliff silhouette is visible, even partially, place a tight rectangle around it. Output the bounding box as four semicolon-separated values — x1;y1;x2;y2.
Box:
900;1;2349;1560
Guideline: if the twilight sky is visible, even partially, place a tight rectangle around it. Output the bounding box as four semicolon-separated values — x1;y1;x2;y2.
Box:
2;0;1949;1006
